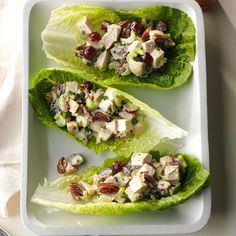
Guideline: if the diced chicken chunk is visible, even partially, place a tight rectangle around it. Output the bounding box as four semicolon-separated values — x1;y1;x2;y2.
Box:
139;163;156;176
79;181;97;195
99;99;116;112
105;119;117;134
76;115;88;128
164;165;180;181
149;30;165;41
129;175;147;194
131;153;152;166
110;45;128;60
66;121;78;135
96;128;112;143
77;16;93;34
125;186;142;202
160;156;173;168
65;81;78;93
101;24;121;49
118;111;135;120
69;99;79;114
128;59;146;76
117;119;133;133
150;49;165;68
103;88;119;105
89;121;105;132
95;50;110;71
142;39;155;53
128;40;142;52
93;89;105;102
157;180;171;190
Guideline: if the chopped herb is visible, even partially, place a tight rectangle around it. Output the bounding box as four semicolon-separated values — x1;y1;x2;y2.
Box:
103;95;109;100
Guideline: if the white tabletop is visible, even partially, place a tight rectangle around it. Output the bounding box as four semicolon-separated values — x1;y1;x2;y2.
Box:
1;0;236;235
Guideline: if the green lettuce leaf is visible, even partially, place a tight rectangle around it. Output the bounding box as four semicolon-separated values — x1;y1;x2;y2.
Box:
29;68;187;156
31;154;210;215
41;5;195;90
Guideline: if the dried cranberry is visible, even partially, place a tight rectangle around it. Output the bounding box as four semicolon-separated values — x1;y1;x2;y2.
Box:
83;46;97;62
100;20;111;31
131;21;143;35
112;161;124;174
88;32;102;42
83;80;93;91
141;53;153;65
156;20;168;32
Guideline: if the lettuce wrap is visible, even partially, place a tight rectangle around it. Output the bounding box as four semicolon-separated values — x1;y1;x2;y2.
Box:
29;68;187;156
31;153;210;215
41;5;195;90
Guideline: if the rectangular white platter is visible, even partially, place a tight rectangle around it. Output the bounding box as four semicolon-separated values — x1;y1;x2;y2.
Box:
21;0;211;235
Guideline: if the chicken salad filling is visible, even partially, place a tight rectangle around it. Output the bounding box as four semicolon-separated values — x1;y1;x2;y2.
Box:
75;17;175;77
69;152;186;203
46;80;144;144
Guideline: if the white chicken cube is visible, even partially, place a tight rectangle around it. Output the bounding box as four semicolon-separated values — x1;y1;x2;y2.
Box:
129;175;147;194
149;30;165;40
105;119;117;134
76;115;88;128
99;99;116;113
96;128;112;143
95;50;110;71
150;49;165;68
66;121;78;135
77;16;93;34
118;111;135;120
131;153;152;166
160;156;173;168
101;24;121;49
164;165;180;181
128;59;146;76
125;186;142;202
65;81;78;94
93;89;105;102
117;119;133;133
103;88;119;105
139;163;156;176
142;39;155;53
69;99;79;114
89;121;105;132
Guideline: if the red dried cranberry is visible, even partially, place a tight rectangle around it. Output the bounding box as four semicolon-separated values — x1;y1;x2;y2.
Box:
112;161;124;174
156;20;168;32
83;46;97;62
83;80;93;91
141;53;153;65
88;32;102;42
100;20;111;31
131;21;143;35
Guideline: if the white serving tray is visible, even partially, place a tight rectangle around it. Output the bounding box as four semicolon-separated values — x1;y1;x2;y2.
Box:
21;0;211;235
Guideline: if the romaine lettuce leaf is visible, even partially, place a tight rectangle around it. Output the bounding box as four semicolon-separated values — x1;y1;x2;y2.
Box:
29;68;187;156
41;5;195;90
31;154;210;215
